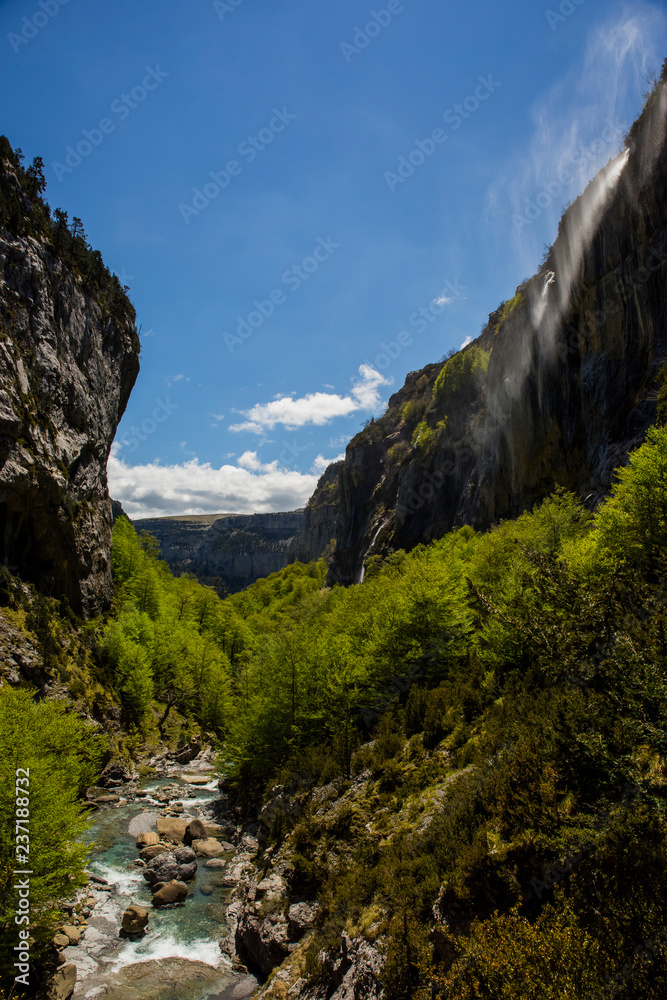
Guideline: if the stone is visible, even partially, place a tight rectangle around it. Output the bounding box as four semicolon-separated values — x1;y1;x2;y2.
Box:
180;774;212;785
200;886;213;896
140;844;171;861
53;933;70;950
94;794;119;804
152;880;189;906
156;816;189;844
137;831;160;848
60;925;81;945
192;837;225;858
49;962;77;1000
121;905;149;935
143;850;197;885
174;846;197;865
183;818;207;845
204;858;226;868
288;902;318;933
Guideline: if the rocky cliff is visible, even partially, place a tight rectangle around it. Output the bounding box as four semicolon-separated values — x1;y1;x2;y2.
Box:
135;510;307;594
321;71;667;587
0;138;140;616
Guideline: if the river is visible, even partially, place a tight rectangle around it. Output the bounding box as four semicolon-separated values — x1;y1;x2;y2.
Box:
59;772;258;1000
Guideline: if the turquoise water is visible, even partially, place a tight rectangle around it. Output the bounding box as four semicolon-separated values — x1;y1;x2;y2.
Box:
82;776;234;970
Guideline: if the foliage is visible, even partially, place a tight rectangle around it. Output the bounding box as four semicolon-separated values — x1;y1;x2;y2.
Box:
0;688;106;993
493;292;524;333
0;135;136;329
433;345;490;404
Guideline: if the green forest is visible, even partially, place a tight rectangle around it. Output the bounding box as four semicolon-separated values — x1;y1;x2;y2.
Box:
2;425;667;997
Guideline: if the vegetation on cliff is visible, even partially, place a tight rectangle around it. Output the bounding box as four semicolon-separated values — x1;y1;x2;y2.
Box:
0;135;136;328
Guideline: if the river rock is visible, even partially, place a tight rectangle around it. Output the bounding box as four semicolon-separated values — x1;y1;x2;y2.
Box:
183;818;207;845
140;843;171;861
137;831;160;848
49;962;77;999
60;957;256;1000
174;845;197;865
180;774;212;785
52;933;70;950
143;851;197;885
205;858;226;868
94;794;119;804
121;905;149;935
60;925;81;945
192;837;225;858
152;880;189;906
156;816;189;844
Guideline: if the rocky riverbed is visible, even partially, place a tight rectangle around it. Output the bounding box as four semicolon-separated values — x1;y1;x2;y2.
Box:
53;746;258;1000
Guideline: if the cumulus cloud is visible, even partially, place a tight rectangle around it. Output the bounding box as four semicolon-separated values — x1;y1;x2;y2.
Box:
229;365;391;435
108;444;328;519
312;452;345;474
460;335;472;349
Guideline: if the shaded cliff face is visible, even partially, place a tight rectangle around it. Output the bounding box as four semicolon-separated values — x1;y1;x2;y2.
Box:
288;461;342;564
135;511;307;594
324;76;667;587
0;143;140;616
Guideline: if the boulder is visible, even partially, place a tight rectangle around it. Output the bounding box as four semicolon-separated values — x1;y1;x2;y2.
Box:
137;831;160;848
174;846;197;865
152;880;189;907
205;858;226;868
173;739;202;764
60;925;81;945
143;851;197;885
140;844;171;861
121;905;149;935
49;962;77;1000
94;794;119;804
180;774;212;785
192;838;225;859
183;819;207;845
156;816;189;844
288;902;318;933
53;933;70;950
98;760;133;787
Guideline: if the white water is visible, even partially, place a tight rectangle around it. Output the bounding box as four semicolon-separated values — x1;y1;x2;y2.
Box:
357;517;390;584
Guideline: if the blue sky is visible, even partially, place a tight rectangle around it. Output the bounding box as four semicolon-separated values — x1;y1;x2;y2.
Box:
1;0;665;517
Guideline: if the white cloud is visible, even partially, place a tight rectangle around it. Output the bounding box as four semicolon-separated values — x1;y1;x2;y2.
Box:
434;294;453;306
211;413;225;422
108;443;327;519
460;335;472;349
312;453;345;474
229;365;391;435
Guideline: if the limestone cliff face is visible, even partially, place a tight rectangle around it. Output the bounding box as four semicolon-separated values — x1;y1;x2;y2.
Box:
0;141;140;615
322;75;667;587
135;511;307;594
288;461;343;564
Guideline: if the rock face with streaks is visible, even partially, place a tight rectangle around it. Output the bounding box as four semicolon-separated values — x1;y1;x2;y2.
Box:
0;139;140;616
